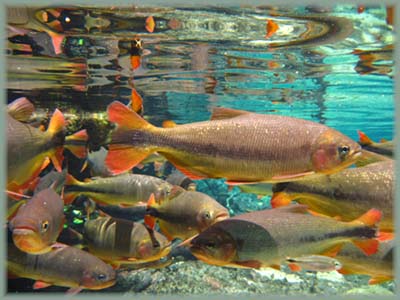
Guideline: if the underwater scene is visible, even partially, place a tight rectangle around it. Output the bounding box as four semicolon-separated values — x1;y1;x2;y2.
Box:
5;3;395;297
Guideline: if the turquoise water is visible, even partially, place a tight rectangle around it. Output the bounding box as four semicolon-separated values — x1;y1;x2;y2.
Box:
6;4;395;295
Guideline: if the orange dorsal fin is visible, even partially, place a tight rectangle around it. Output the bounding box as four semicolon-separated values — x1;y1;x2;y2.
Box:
47;109;66;135
65;129;88;159
162;120;177;128
352;208;382;227
270;191;293;208
210;107;250;121
357;130;373;145
352;239;379;256
8;97;35;122
145;16;155;33
107;101;153;130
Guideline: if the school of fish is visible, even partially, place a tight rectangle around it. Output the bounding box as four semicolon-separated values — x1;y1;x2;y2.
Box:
6;95;394;292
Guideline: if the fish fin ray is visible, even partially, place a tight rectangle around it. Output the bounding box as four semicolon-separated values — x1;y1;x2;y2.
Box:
352;239;379;256
270;192;293;208
351;208;382;227
145;16;155;33
107;100;153;130
47;109;65;135
65;129;88;158
357;130;373;145
8;97;35;122
33;281;52;289
106;145;154;175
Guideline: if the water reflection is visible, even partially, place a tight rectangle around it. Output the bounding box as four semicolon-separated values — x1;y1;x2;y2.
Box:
7;5;394;142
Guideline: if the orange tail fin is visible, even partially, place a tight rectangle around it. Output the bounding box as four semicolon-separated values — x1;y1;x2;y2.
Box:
65;129;88;158
352;239;379;256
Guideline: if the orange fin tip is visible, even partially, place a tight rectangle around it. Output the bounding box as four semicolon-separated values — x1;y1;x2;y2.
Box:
171;163;206;180
321;243;344;257
48;32;65;55
144;215;156;230
357;130;373;145
145;16;155;33
49;148;64;172
270;192;293;208
287;263;301;272
353;208;382;227
130;56;141;71
352;239;379;256
106;145;153;175
107;100;151;129
162;120;177;128
377;231;394;242
33;281;52;289
130;88;143;113
47;109;65;134
368;276;392;285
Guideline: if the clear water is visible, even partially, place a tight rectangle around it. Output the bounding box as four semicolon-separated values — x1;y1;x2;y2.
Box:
6;3;395;294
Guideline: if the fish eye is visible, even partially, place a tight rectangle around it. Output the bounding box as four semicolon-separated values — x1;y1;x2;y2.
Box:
41;221;49;232
338;145;350;158
65;16;71;23
205;241;216;248
203;212;211;220
96;273;107;281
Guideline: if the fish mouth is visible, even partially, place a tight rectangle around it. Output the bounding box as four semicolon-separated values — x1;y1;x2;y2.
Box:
87;279;117;290
12;228;47;254
214;212;230;223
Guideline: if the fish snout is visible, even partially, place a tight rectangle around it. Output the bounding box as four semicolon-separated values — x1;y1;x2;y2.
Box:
12;228;48;254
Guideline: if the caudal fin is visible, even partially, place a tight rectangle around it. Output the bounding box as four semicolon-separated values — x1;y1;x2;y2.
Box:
65;129;88;158
106;101;157;174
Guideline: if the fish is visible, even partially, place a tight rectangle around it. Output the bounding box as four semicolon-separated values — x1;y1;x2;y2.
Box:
105;103;361;184
130;37;142;71
63;173;174;206
7;97;35;122
145;187;230;241
285;255;342;272
271;160;394;232
236;183;273;197
8;241;116;294
188;204;381;269
357;130;393;157
336;240;394;285
8;188;65;254
83;216;171;268
265;19;279;39
7;110;88;194
34;169;67;194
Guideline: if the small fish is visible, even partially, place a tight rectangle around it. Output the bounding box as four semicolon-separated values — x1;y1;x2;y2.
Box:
145;187;229;241
336;239;394;285
285;255;342;272
105;103;361;184
7;109;88;195
271;160;394;232
63;173;174;206
7;97;35;122
84;216;171;268
265;19;279;39
8;241;116;294
189;205;381;269
8;188;65;254
130;37;142;71
357;130;393;157
145;16;155;33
